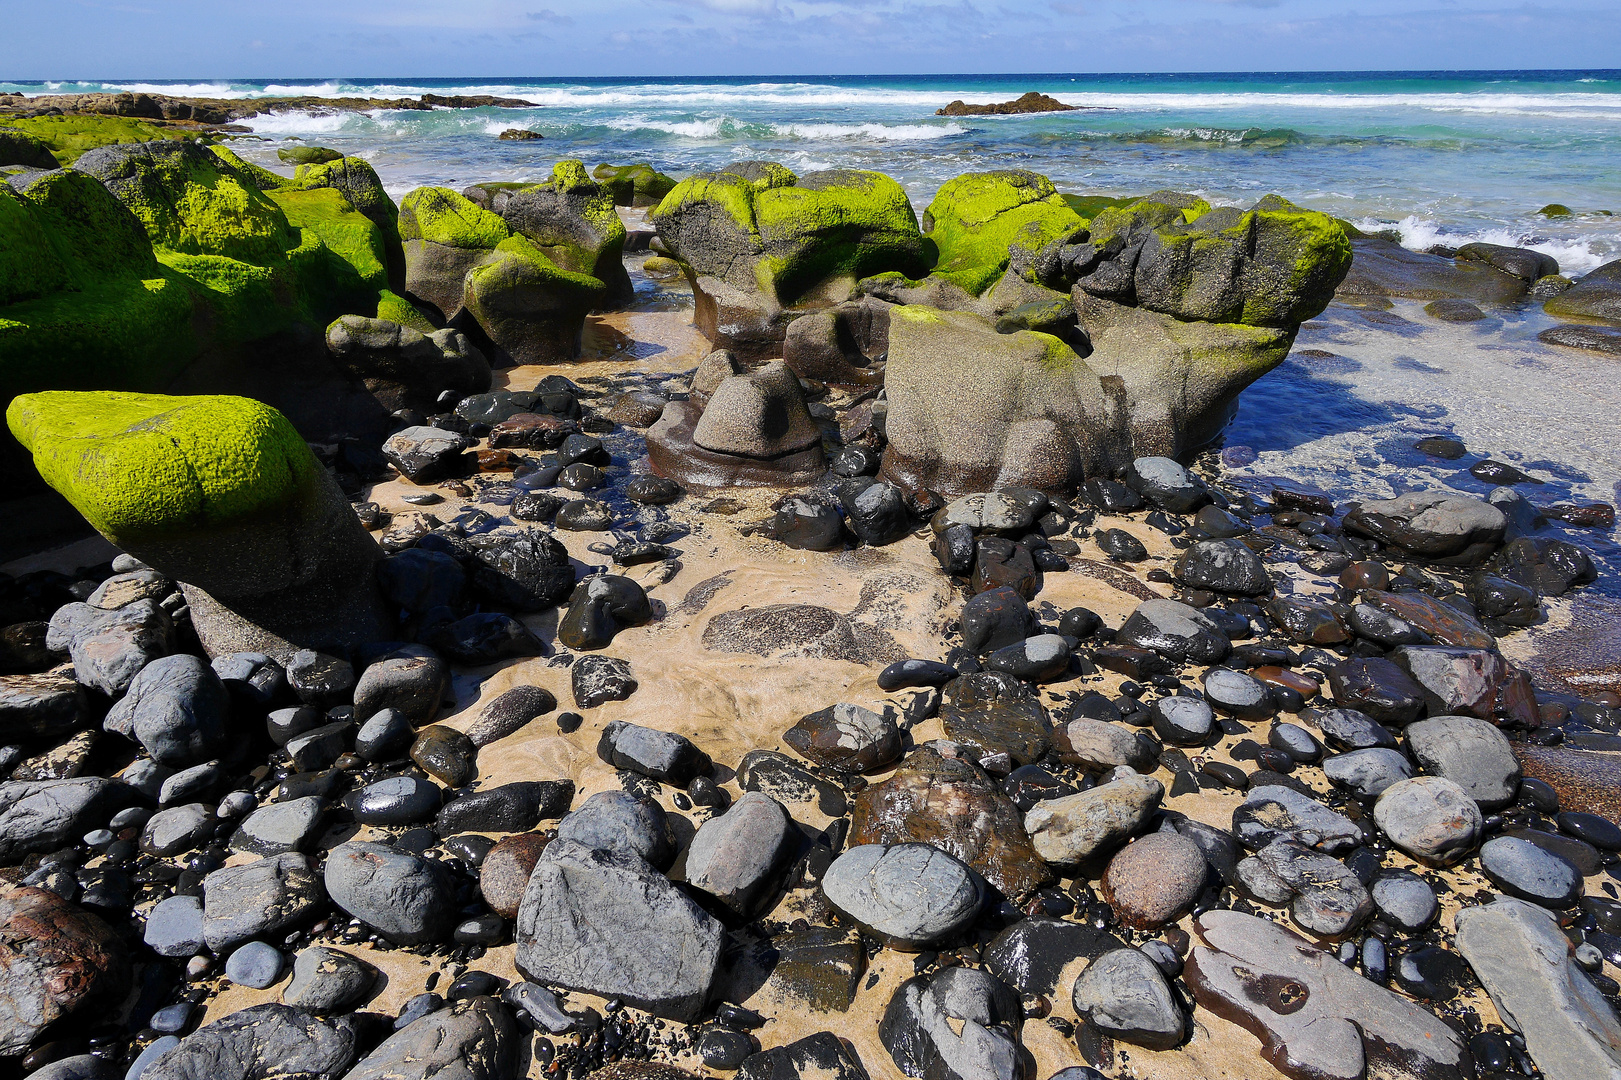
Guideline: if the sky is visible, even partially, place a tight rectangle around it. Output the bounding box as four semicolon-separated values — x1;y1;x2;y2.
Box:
2;0;1618;79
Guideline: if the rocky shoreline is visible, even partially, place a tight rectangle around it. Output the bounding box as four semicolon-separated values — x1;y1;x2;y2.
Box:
0;129;1619;1080
0;90;539;124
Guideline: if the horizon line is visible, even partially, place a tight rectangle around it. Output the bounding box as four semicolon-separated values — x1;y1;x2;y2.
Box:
7;67;1621;84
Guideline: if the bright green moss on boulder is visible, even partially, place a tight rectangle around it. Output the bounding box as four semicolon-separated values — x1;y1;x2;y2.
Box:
6;391;319;543
0;171;195;397
923;171;1087;296
0;170;158;306
652;162;927;306
399;187;509;250
277;145;343;166
269;187;389;297
0;116;195;165
592;162;678;207
1084;190;1212;248
1129;193;1351;326
72;141;296;265
501;160;629;301
375;289;437;333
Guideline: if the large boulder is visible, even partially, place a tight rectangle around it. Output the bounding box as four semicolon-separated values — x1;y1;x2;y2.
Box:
1544;258;1621;323
0;168;194;413
1;142;405;481
8;392;390;660
398;185;606;365
593;162;677;207
0;128;59;170
921;170;1087;296
325;316;490;414
1337;238;1530;304
650;162;929;357
1187;910;1471;1080
140;1003;357;1080
500;160;632;306
515;840;723;1022
879;191;1349;496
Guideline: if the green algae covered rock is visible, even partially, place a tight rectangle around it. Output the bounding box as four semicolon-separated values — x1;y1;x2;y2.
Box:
0;128;59;170
277;145;343;166
214;145;404;291
7;391;389;658
73;141;296;265
1126;194;1352;326
399;185;510;321
397;176;621;363
0;116;194;165
922;170;1087;296
651;161;928;356
0;170;195;399
501;159;631;305
6;391;317;544
593;162;677;207
463;235;607;365
270;187;390;303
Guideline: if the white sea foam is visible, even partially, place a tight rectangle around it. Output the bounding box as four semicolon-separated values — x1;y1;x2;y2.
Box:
1357;214;1619;276
240;110;368;135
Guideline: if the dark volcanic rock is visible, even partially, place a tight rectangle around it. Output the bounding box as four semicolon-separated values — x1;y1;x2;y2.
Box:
879;966;1023;1080
572;655;638;708
141;1003;358;1080
597;720;711;784
342;997;517;1080
982;915;1123;997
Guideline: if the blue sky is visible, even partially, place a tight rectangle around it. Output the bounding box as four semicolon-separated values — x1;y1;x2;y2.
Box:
3;0;1618;79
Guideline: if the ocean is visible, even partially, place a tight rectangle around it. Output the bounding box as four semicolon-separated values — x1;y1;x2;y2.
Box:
9;71;1620;584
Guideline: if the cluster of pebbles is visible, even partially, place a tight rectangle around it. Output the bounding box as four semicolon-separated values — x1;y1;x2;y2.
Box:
3;290;1621;1080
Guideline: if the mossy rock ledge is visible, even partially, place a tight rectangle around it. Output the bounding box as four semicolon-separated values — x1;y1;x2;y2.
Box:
7;391;391;659
650;161;930;359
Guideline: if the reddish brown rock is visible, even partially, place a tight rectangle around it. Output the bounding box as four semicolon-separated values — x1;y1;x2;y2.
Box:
1252;666;1321;701
1360;590;1495;650
0;884;130;1056
479;831;553;918
1101;832;1208;929
488;412;578;450
850;746;1052;900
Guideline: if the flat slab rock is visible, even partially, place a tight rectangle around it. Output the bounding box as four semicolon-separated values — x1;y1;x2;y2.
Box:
142;1002;357;1080
1456;896;1621;1080
342;997;517;1080
1186;910;1471;1080
514;839;724;1022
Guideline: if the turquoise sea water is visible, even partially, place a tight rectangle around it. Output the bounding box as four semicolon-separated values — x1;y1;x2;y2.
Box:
9;72;1620;582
